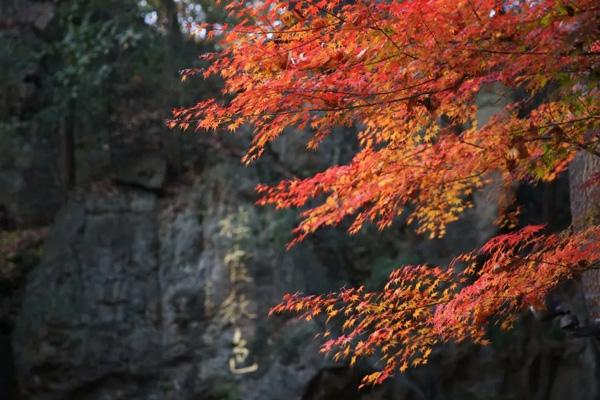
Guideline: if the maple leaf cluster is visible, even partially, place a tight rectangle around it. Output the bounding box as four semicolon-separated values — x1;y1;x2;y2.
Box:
170;0;600;386
271;225;600;386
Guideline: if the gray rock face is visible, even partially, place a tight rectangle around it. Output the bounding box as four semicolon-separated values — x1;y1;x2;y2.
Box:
0;132;62;229
0;0;61;229
13;189;161;399
12;161;343;400
11;158;600;400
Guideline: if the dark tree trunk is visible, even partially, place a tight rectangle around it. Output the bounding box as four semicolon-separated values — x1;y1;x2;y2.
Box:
565;151;600;399
569;151;600;321
160;0;182;49
159;0;184;173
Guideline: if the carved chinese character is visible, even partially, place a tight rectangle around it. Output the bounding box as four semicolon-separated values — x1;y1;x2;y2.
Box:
229;262;253;284
220;288;257;323
229;327;258;374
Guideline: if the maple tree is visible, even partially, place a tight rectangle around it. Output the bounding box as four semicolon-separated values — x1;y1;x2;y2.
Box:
170;0;600;386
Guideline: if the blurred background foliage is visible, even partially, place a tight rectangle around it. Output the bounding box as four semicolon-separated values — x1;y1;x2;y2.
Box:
0;0;224;188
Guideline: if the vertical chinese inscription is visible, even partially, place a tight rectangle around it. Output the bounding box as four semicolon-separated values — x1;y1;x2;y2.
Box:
218;208;259;375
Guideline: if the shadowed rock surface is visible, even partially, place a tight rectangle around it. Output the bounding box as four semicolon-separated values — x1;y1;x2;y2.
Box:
6;156;598;400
